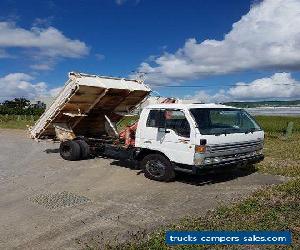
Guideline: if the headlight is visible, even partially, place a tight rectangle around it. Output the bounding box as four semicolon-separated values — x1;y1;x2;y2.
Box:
212;157;221;163
204;157;222;164
203;157;222;164
204;158;212;164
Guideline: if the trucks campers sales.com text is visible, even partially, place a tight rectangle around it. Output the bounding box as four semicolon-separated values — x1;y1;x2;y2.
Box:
166;231;292;245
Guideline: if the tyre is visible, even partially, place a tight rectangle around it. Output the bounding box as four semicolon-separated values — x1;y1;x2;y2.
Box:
76;140;90;159
60;140;81;161
141;154;175;182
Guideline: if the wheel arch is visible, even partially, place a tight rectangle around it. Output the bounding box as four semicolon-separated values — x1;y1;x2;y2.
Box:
134;148;171;162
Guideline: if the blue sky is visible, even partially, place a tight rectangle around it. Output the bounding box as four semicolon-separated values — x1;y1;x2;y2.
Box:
0;0;300;102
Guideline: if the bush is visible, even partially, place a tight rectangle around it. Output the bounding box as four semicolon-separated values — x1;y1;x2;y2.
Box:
0;106;45;116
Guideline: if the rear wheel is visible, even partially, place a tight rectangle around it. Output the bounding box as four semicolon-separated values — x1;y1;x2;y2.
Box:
76;140;90;159
141;154;175;182
60;140;81;161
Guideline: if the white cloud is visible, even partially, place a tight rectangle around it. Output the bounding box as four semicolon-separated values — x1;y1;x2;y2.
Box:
95;53;105;61
32;17;54;27
30;63;53;71
0;73;62;101
0;22;89;58
228;72;300;100
0;22;89;70
0;73;46;100
137;0;300;84
187;73;300;102
49;86;63;97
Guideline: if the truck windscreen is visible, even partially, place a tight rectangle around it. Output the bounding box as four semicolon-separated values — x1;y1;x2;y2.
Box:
190;108;261;135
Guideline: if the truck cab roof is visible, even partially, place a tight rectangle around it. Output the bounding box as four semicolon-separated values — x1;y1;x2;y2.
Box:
144;103;239;110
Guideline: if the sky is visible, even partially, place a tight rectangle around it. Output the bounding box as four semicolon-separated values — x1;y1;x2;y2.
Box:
0;0;300;102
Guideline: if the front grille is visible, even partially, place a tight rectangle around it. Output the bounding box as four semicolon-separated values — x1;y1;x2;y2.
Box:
208;140;263;154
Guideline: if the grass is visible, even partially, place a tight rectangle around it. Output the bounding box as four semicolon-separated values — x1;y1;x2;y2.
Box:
257;133;300;177
255;116;300;134
116;115;139;132
0;115;38;129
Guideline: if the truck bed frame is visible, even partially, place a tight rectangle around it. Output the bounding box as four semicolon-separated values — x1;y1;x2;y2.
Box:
29;72;151;140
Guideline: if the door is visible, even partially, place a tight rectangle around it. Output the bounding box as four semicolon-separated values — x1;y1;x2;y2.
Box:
139;109;194;165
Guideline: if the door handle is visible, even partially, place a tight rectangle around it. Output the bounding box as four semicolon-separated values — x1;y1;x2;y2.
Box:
144;140;152;144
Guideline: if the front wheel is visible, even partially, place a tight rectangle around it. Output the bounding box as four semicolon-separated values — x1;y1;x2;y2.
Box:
141;154;175;182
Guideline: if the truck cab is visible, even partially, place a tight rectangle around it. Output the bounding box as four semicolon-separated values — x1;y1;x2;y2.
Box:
135;103;264;181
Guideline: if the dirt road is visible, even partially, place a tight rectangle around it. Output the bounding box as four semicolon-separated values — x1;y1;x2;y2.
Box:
0;129;286;249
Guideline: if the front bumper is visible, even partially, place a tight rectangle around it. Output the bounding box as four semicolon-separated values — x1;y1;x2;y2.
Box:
194;154;264;174
174;154;264;174
200;153;263;168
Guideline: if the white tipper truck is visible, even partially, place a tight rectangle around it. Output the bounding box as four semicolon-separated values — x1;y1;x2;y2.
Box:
133;103;264;181
30;72;264;182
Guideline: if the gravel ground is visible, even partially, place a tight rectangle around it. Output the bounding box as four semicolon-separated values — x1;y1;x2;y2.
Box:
0;129;287;249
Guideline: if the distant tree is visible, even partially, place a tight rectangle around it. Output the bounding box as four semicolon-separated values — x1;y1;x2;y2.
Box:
0;98;45;116
2;98;30;109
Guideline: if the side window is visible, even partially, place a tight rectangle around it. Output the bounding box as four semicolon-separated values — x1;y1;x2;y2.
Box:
146;109;191;138
146;110;165;127
165;110;190;138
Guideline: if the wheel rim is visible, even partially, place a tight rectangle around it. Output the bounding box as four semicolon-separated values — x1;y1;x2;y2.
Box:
146;160;166;178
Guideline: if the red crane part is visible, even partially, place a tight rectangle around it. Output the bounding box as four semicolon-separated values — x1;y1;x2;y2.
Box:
119;122;138;147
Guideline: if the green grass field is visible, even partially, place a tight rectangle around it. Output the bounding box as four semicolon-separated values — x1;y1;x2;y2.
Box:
255;116;300;134
0;115;38;129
